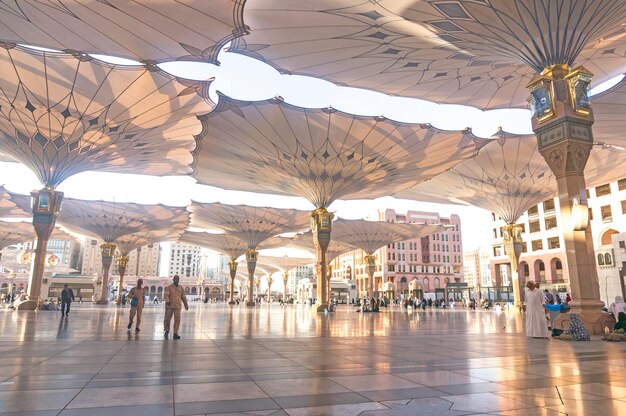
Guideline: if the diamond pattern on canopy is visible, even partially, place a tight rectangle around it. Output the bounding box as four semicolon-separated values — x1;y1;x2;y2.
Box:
193;96;485;208
0;0;247;63
0;45;214;186
188;202;310;249
180;230;289;260
331;218;445;255
55;198;189;244
232;0;626;109
0;220;73;250
395;134;626;224
0;186;30;218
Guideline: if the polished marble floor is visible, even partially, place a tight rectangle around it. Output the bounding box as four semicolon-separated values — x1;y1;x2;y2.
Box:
0;303;625;415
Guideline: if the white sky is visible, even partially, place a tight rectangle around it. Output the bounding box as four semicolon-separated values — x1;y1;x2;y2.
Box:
1;45;623;254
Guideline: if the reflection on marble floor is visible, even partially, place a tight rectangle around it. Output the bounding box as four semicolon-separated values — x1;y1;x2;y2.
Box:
0;303;625;415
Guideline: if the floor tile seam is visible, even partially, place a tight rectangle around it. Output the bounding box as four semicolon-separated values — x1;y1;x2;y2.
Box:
389;371;468;387
8;332;95;381
445;369;495;383
555;384;626;400
56;339;127;413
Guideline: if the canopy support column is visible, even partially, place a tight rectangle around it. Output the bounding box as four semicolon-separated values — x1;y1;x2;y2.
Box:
17;187;63;311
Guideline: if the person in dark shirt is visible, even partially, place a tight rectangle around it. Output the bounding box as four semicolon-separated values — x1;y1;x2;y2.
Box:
61;284;75;317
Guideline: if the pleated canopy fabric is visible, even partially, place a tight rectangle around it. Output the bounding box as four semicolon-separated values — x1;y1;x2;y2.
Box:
0;220;73;250
257;255;315;273
331;218;446;255
289;231;356;264
0;0;247;63
0;45;214;186
0;186;30;218
188;202;309;249
53;198;189;245
395;134;626;224
590;76;626;147
232;0;626;108
179;230;289;260
192;96;485;208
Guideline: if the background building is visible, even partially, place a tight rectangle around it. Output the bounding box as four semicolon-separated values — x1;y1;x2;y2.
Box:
489;177;626;305
331;209;464;300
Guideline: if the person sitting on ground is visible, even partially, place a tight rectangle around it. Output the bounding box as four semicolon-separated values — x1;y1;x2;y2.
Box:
560;313;590;341
609;296;626;321
614;312;626;332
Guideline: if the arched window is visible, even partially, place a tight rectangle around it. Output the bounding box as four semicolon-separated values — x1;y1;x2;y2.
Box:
605;253;612;265
598;254;604;265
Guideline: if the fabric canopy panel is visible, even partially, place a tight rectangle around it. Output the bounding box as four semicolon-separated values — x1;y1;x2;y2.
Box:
289;231;356;264
114;223;187;256
180;230;289;260
0;0;247;63
0;186;30;218
55;198;189;244
232;0;626;109
590;76;626;147
395;135;626;224
331;218;445;255
0;45;214;186
188;202;309;249
257;255;315;273
193;96;485;208
0;220;73;250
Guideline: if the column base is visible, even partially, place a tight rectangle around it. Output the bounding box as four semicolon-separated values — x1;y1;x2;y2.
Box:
15;299;39;311
228;301;236;305
246;301;256;307
315;303;329;313
552;311;616;335
96;299;109;305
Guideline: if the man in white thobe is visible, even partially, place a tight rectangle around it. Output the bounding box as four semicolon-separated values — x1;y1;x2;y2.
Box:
525;281;550;338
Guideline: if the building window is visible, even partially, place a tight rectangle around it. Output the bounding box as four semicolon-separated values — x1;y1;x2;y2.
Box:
597;254;604;265
545;217;558;230
596;184;611;197
619;240;625;249
618;178;626;191
528;205;539;216
531;240;543;251
493;246;502;257
547;237;560;249
589;207;593;221
622;200;626;214
605;253;612;265
543;199;555;212
601;205;612;222
529;220;541;233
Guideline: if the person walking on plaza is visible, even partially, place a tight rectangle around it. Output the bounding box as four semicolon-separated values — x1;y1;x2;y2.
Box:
525;281;550;339
163;275;188;339
61;284;74;317
127;279;145;332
